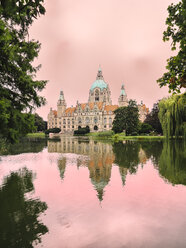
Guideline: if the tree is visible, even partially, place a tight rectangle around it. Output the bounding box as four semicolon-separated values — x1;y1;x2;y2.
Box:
158;93;186;139
0;167;48;247
112;100;140;135
0;0;47;142
157;0;186;93
144;102;163;134
34;113;47;132
139;123;153;134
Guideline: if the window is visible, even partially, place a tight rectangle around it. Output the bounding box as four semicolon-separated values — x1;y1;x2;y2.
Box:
78;117;82;124
95;89;99;101
109;117;112;124
86;117;90;124
94;117;98;124
104;117;107;124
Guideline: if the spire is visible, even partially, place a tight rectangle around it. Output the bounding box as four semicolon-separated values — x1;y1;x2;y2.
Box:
96;65;104;80
120;84;126;96
59;90;64;100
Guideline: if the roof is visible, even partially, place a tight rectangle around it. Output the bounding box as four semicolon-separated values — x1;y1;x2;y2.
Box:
90;79;108;91
52;110;57;117
65;107;76;114
139;104;149;113
104;105;118;112
79;102;103;110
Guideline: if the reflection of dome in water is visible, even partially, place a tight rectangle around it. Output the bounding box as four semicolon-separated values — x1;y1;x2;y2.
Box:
91;178;109;202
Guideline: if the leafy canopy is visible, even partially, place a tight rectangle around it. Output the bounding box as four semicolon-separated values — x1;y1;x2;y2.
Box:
0;0;47;142
158;93;186;139
34;113;47;132
112;100;140;135
144;102;163;134
157;0;186;93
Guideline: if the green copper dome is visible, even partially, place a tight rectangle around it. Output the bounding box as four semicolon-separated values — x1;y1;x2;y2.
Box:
90;80;108;91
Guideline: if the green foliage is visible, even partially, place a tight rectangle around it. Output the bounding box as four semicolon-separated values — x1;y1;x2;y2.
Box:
45;128;61;135
87;130;113;137
0;0;47;142
144;102;163;134
34;113;47;132
0;167;48;247
159;140;186;185
0;102;36;143
74;126;90;135
158;93;186;139
112;141;140;174
112;100;140;135
0;137;47;155
139;122;153;134
157;0;186;93
140;141;163;166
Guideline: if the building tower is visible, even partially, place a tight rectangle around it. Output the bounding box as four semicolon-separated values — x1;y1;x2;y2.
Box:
118;84;128;107
88;66;112;105
57;90;66;117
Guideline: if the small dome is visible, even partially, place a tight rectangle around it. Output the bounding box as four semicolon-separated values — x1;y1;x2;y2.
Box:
90;79;108;91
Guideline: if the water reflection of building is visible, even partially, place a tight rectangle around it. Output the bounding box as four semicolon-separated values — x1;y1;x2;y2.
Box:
58;157;66;180
48;137;114;201
48;138;148;200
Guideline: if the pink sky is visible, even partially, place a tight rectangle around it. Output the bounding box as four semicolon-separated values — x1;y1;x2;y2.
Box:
30;0;178;120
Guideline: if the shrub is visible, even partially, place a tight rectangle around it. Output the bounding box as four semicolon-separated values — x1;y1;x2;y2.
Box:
45;128;61;135
74;126;90;135
139;123;153;134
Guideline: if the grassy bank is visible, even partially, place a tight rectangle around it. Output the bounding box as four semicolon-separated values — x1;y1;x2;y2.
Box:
26;132;46;138
86;131;165;141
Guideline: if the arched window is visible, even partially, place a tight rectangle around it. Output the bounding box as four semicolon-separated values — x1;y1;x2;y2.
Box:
94;117;98;124
95;89;99;101
109;117;112;124
94;125;98;131
86;117;90;124
104;117;107;124
78;117;82;124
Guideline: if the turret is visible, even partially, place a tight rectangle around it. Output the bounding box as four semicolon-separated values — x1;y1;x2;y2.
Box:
118;84;128;107
96;65;104;80
88;66;112;105
57;90;66;117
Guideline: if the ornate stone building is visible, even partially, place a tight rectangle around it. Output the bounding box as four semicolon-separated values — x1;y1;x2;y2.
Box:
48;67;149;133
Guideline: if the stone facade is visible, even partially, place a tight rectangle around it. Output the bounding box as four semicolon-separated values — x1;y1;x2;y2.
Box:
48;67;149;133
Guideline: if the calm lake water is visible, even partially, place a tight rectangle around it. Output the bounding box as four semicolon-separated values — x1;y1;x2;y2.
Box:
0;136;186;248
